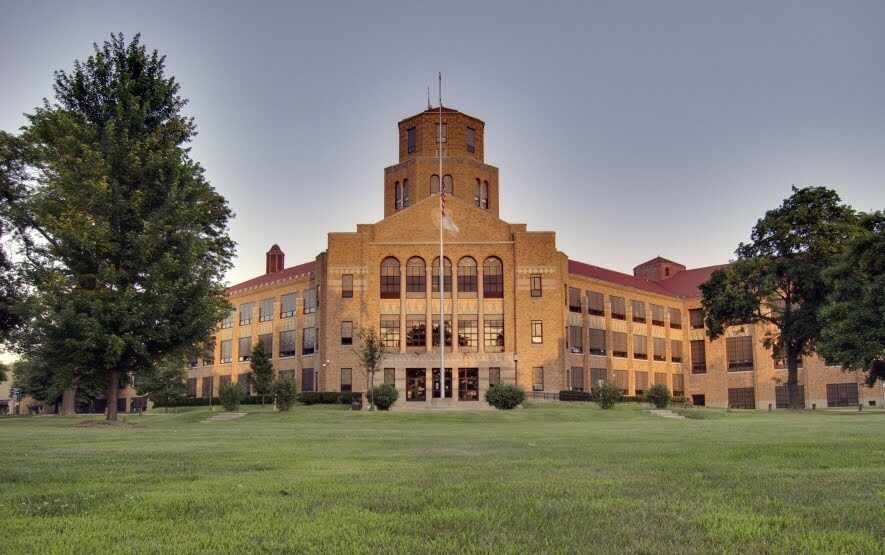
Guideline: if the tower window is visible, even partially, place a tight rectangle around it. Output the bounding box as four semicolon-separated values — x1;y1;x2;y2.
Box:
395;181;402;210
402;179;410;207
431;174;439;195
443;174;453;195
467;127;475;153
407;127;416;153
474;179;481;207
481;181;489;209
436;123;447;143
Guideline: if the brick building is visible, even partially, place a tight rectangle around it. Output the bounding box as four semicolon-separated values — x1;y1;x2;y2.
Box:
181;105;880;410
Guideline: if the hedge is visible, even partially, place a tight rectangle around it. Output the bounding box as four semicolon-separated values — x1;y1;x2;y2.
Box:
297;391;364;405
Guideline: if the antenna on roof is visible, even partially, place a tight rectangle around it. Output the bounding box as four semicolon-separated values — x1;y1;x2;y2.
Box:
427;85;431;110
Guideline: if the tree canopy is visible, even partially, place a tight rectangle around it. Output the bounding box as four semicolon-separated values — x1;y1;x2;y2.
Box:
357;327;384;409
249;341;274;405
700;186;859;408
4;33;234;420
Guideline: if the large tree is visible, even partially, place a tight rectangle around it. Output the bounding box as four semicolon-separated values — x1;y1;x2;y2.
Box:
6;34;234;421
817;210;884;387
700;186;859;408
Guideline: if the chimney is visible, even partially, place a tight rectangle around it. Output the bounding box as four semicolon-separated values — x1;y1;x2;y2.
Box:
266;244;284;274
633;256;685;281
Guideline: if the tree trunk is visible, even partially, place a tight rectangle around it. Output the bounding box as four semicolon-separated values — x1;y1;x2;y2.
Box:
786;345;802;409
106;369;120;421
59;388;76;417
369;372;375;411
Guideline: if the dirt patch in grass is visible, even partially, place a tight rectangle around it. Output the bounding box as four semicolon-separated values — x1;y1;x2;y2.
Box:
72;420;144;429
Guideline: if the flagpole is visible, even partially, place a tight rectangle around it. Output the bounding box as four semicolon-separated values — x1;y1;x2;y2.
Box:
438;72;445;399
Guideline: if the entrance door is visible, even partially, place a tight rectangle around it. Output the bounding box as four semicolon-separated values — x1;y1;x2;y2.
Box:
458;368;479;400
432;368;452;398
406;368;426;401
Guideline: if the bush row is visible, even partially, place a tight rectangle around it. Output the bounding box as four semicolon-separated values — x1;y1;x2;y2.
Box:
297;391;364;405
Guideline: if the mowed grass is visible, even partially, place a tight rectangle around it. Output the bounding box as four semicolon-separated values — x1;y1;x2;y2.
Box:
0;404;883;554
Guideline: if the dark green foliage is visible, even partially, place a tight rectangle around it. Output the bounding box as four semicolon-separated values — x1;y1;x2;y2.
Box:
4;34;234;420
297;391;364;405
218;382;244;411
593;381;622;409
135;360;187;410
484;383;526;409
818;211;884;386
700;186;859;409
0;132;28;346
367;383;398;410
249;342;274;405
356;327;384;409
559;390;593;402
645;384;671;409
273;375;297;411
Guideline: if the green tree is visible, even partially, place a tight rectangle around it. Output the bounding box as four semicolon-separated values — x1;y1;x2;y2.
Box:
817;211;884;386
0;133;28;346
136;359;188;411
273;374;297;411
5;34;234;421
700;186;859;409
250;341;274;405
356;327;384;410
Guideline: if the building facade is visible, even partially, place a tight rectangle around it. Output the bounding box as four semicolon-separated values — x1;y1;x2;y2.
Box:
178;106;879;410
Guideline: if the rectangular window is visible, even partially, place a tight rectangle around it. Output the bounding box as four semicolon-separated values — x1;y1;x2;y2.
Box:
774;355;803;369
381;318;400;348
568;287;582;312
279;330;296;357
531;320;543;344
342;274;353;298
458;368;479;401
458;264;477;294
669;308;682;329
654;372;667;386
436;123;447;143
610;296;626;320
689;308;704;329
340;368;352;392
672;374;685;397
728;387;755;409
187;355;198;368
221;309;234;329
631;300;646;323
775;385;805;409
406;317;425;347
187;378;197;397
653;337;666;361
303;288;317;314
671;339;683;363
302;368;315;392
259;333;273;356
488;367;501;385
238;373;252;396
568;325;583;353
239;302;253;325
589;328;606;355
202;376;213;398
530;274;542;297
220;339;232;364
280;293;296;318
570;367;584;391
690;340;706;373
651;304;664;326
614;370;628;394
484;318;504;352
466;127;475;153
587;291;604;316
432;318;452;347
726;336;753;370
532;367;544;391
633;335;647;359
341;321;353;346
590;368;607;390
302;327;316;355
259;297;274;322
383;368;395;385
612;332;627;358
692;394;705;406
634;371;649;395
238;336;252;362
826;383;859;407
407;126;416;153
458;317;478;348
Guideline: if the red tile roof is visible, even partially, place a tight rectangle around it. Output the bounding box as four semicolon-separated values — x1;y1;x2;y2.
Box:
423;105;460;114
568;260;677;297
635;255;683;269
227;261;316;295
655;264;729;298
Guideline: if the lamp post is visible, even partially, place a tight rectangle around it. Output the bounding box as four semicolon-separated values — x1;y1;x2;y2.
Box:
513;353;519;387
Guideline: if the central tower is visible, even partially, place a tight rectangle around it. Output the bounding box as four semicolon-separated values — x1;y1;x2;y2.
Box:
383;106;500;218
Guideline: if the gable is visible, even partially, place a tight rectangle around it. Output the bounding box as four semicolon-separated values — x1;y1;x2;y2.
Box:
369;194;515;243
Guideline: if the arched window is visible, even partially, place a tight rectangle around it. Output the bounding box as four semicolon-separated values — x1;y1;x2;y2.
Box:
430;174;440;195
402;179;410;207
474;179;481;207
406;257;426;294
443;174;453;195
395;181;402;210
481;181;489;209
431;257;452;293
380;257;400;299
458;257;477;294
483;257;503;298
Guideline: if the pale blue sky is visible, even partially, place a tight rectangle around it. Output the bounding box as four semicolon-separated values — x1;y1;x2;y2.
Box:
2;0;883;286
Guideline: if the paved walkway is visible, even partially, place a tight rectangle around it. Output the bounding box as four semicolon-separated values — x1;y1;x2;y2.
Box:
202;412;248;422
648;409;687;420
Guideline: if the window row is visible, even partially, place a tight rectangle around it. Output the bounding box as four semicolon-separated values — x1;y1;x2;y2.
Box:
559;327;684;363
393;175;490;211
380;316;503;351
217;329;320;363
221;288;322;328
565;368;684;396
381;256;503;298
571;288;684;329
405;124;477;154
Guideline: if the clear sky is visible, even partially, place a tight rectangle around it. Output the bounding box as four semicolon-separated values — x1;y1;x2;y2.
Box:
2;0;883;287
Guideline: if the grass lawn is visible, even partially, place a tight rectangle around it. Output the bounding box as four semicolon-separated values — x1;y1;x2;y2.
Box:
0;403;883;554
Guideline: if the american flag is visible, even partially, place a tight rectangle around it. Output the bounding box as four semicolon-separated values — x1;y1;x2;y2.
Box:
441;179;459;233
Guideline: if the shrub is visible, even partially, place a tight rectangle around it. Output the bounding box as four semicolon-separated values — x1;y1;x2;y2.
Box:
367;383;398;410
273;375;298;411
645;384;671;408
298;391;343;405
559;390;593;402
485;383;526;410
338;392;365;405
593;381;622;409
218;381;245;411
